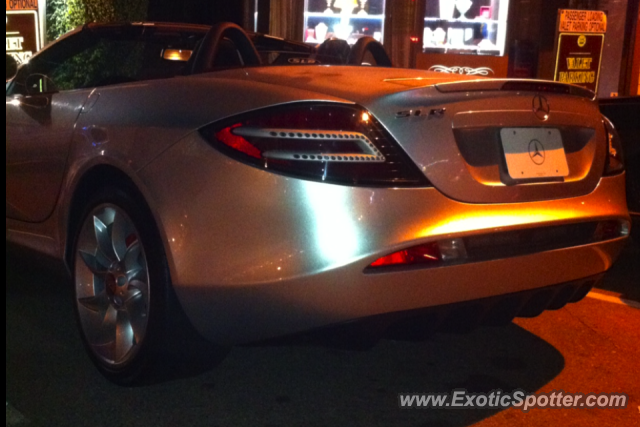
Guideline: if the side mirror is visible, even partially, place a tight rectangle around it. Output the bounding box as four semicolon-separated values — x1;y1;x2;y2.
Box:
6;54;18;81
25;73;58;95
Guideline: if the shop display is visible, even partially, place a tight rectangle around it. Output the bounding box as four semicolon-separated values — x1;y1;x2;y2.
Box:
455;0;473;19
304;0;386;45
358;0;369;15
424;0;510;56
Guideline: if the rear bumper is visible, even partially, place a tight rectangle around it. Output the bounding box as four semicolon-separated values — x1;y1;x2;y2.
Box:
140;133;630;345
382;273;602;336
267;273;603;344
172;238;624;345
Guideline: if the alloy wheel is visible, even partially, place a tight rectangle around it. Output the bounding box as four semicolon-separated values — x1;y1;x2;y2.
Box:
74;204;150;368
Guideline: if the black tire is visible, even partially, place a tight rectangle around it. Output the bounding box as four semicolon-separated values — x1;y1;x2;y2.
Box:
71;185;225;385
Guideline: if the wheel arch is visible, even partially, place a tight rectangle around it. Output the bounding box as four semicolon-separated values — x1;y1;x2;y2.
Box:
65;164;218;382
62;164;171;276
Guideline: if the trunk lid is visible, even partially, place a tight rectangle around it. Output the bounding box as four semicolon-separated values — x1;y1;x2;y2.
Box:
366;79;605;204
220;67;606;204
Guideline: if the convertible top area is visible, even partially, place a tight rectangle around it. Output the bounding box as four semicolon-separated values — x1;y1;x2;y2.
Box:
7;22;392;94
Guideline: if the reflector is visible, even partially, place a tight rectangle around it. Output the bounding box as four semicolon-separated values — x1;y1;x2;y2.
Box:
370;243;442;268
216;124;261;159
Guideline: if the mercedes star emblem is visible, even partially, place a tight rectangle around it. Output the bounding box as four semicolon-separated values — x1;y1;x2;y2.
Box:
532;94;551;121
529;139;546;165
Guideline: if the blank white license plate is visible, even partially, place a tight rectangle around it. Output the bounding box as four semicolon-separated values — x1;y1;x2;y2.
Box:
500;128;569;180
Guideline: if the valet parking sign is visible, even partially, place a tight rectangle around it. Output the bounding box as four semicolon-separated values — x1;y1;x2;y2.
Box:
6;0;41;65
554;9;607;93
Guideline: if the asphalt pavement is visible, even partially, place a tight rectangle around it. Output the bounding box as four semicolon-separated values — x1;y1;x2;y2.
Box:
6;238;639;427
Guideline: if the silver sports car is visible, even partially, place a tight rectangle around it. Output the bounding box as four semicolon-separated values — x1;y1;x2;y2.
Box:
6;22;630;384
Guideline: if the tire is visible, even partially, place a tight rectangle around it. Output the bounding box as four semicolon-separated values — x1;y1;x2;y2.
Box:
71;185;223;385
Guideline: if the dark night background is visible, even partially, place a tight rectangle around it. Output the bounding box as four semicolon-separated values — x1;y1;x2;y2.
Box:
147;0;245;26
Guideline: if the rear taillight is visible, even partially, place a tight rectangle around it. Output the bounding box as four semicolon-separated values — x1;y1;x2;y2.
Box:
370;243;442;268
602;116;625;176
367;219;630;272
368;238;467;270
200;103;430;187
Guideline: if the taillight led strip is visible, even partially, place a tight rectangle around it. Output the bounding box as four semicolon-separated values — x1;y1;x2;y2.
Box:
232;127;386;163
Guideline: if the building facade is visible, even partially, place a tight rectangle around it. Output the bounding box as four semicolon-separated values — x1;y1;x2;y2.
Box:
7;0;639;96
261;0;640;97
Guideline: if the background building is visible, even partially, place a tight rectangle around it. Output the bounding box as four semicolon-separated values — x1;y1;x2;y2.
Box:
628;3;640;96
263;0;640;97
6;0;640;96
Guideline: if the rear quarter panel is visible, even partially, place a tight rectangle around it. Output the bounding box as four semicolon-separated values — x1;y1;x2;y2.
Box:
57;73;351;260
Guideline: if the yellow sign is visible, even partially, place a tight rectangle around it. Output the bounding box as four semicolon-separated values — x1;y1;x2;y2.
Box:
559;9;607;34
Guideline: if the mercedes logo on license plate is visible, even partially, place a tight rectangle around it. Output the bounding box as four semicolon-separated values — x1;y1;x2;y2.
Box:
529;139;546;165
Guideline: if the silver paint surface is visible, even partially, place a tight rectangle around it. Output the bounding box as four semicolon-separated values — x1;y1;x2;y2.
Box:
6;63;630;345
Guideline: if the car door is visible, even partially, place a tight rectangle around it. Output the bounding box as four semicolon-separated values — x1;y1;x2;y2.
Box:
6;35;93;223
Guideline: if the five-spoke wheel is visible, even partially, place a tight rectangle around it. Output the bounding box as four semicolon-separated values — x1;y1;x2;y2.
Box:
74;204;150;369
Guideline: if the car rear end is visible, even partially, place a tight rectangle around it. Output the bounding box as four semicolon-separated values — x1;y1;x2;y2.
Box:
139;71;630;345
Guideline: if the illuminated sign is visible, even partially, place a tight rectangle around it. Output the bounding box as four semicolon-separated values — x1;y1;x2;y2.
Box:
558;9;607;33
417;52;509;78
428;65;495;76
6;10;40;64
554;9;606;93
554;34;604;92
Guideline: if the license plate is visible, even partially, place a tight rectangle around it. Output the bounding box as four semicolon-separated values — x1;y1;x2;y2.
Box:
500;128;569;180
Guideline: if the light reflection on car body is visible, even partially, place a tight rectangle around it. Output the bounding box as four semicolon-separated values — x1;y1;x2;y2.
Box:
5;22;630;383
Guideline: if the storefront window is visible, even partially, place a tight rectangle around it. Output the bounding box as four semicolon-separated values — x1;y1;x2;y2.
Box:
303;0;386;45
423;0;510;56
